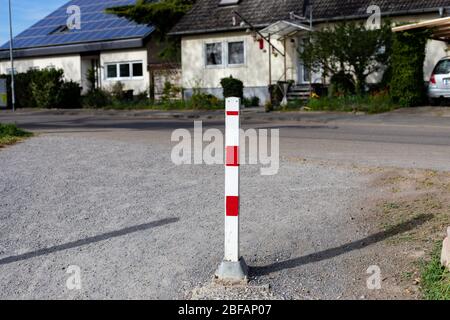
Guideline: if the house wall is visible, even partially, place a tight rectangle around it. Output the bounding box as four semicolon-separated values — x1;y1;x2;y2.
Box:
0;54;82;82
181;32;298;102
0;48;152;96
181;13;449;101
100;48;150;95
424;40;448;80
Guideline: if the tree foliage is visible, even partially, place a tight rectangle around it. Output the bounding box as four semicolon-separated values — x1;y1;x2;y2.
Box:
300;22;392;95
106;0;196;60
389;29;430;107
220;76;244;100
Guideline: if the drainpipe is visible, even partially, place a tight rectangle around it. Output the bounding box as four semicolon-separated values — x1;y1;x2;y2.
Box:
268;34;272;86
283;38;287;82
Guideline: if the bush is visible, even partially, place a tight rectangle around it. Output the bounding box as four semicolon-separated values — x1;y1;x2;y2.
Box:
268;84;283;107
135;90;150;103
1;68;82;109
110;81;126;100
83;89;111;108
390;30;430;107
190;92;222;109
243;96;260;108
86;68;97;92
264;101;274;113
251;96;260;107
59;81;82;109
1;70;41;108
220;76;243;99
329;71;356;97
30;68;64;109
161;81;182;101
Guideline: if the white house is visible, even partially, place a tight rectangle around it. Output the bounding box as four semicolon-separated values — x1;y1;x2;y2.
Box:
170;0;450;103
0;0;179;97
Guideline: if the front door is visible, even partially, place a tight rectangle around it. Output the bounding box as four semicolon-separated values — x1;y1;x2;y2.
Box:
297;37;311;84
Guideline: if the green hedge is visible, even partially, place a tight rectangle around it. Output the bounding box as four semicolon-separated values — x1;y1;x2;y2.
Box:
390;30;430;107
220;76;243;100
1;68;82;109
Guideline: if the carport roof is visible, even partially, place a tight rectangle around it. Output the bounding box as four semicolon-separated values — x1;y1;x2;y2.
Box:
392;17;450;41
260;21;313;40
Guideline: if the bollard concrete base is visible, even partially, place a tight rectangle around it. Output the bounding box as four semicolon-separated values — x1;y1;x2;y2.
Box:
215;258;248;284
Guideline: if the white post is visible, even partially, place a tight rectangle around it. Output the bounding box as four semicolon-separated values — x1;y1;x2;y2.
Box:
215;97;248;283
224;97;240;262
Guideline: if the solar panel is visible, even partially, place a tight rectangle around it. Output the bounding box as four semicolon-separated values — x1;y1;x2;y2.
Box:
0;0;155;50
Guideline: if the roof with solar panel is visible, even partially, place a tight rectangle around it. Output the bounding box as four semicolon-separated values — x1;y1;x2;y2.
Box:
0;0;154;58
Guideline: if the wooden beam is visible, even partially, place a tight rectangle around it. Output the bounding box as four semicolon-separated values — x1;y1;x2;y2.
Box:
433;23;450;31
432;29;450;37
392;17;450;32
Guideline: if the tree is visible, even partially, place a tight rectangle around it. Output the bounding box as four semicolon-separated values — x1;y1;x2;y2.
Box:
300;22;392;95
389;29;430;107
106;0;196;60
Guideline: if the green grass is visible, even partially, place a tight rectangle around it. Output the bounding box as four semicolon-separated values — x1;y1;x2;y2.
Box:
306;94;400;114
280;99;304;111
0;123;33;147
420;244;450;300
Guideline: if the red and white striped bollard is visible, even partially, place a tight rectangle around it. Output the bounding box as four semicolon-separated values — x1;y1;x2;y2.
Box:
215;97;248;282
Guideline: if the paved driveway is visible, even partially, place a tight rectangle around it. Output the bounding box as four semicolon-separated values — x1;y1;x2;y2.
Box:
0;110;449;299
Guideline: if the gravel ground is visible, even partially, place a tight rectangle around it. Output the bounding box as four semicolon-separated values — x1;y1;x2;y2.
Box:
0;134;399;299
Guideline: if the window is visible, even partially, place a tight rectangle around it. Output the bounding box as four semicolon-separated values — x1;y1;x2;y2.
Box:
204;41;245;67
49;25;69;35
105;61;144;80
119;63;130;77
132;63;143;77
206;42;222;66
107;65;117;78
434;60;450;75
228;41;244;65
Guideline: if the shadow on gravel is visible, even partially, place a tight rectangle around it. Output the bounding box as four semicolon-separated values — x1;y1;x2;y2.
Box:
0;217;179;266
251;214;433;276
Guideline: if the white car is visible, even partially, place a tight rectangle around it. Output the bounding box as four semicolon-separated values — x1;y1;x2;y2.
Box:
428;57;450;105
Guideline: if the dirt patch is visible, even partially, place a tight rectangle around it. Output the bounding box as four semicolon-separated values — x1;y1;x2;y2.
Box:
372;169;450;244
362;168;450;299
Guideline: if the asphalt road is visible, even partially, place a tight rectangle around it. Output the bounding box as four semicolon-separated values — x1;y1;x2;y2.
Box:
0;109;449;299
2;109;450;171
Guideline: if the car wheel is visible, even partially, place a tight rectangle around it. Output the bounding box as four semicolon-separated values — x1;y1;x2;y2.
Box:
429;98;441;106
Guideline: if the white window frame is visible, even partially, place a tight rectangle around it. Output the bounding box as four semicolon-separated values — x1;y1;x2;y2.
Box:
204;40;246;69
204;41;225;68
105;61;144;81
226;41;246;67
